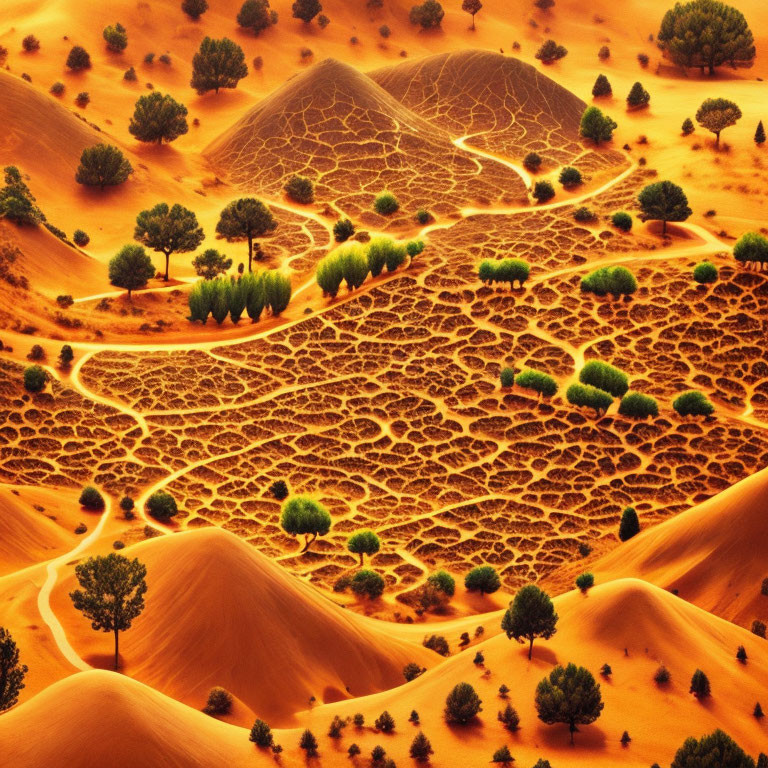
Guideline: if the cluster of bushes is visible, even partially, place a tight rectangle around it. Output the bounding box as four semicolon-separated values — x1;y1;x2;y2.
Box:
478;258;531;288
579;360;629;397
187;270;291;324
316;237;423;297
581;265;637;298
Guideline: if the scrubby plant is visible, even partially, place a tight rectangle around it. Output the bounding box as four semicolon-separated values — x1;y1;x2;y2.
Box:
158;54;171;65
50;81;65;95
237;0;278;34
328;715;347;739
733;232;768;268
374;710;395;732
501;584;558;659
76;144;133;189
58;345;74;368
409;0;445;29
532;180;555;203
492;746;514;765
499;367;515;388
752;620;767;638
682;117;695;135
592;73;611;97
299;729;318;757
566;383;613;416
123;66;137;81
601;663;612;677
465;565;501;594
79;486;105;510
351;569;385;599
473;650;484;665
515;368;558;398
333;218;354;242
408;732;432;761
654;665;670;684
673;390;714;417
146;490;178;521
692;261;718;284
353;713;365;727
580;266;637;298
23;365;47;392
427;569;455;598
618;391;659;418
203;686;232;715
75;91;90;107
409;709;420;723
316;253;344;297
348;743;361;757
626;81;650;109
193;249;232;280
580;106;617;144
423;634;449;655
182;0;209;19
403;662;425;682
120;496;134;513
573;206;595;223
575;572;594;591
598;45;610;60
373;191;399;215
498;703;520;731
73;229;90;246
523;152;542;172
249;718;273;747
284;174;314;203
736;645;748;664
536;39;567;64
444;682;482;724
689;668;710;698
66;45;91;70
559;166;582;188
103;22;128;53
379;24;391;38
22;35;40;52
478;258;530;288
611;211;632;231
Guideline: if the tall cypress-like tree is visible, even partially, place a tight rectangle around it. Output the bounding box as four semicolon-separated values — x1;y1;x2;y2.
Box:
501;584;558;659
0;627;28;711
69;553;148;670
215;197;277;271
618;506;640;540
134;202;204;281
190;37;248;94
756;121;766;145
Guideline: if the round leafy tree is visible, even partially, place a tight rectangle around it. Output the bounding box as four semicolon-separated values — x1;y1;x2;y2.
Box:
373;191;399;215
350;569;385;599
637;180;691;236
191;37;248;94
182;0;209;19
23;365;47;393
237;0;278;35
193;249;232;280
444;682;482;724
696;98;741;147
427;569;456;597
280;495;332;551
203;686;232;715
462;0;482;29
501;584;558;659
66;45;91;71
523;152;542;172
465;565;501;595
103;23;128;53
671;729;755;768
575;572;594;591
347;530;381;565
292;0;322;23
129;92;189;144
536;39;567;64
216;198;277;272
535;663;603;743
409;0;445;29
76;144;133;190
146;490;178;521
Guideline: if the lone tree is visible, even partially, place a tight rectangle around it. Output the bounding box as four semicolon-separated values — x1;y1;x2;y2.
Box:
535;663;604;744
129;92;189;144
690;669;711;699
465;565;501;595
626;81;650;109
69;553;147;670
637;180;691;235
103;22;128;53
657;0;755;75
618;506;640;540
134;202;204;281
536;39;567;64
250;718;273;747
756;121;766;146
191;37;248;94
66;45;91;70
299;729;319;757
216;198;277;272
409;732;433;761
671;730;755;768
182;0;209;19
75;144;133;189
592;73;612;97
409;0;445;29
0;627;28;711
695;98;741;147
462;0;482;29
501;584;558;659
444;682;482;724
237;0;278;34
292;0;322;23
108;244;156;298
347;530;381;565
281;496;332;552
193;248;232;279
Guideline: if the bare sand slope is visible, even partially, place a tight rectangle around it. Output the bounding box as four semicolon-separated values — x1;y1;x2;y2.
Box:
55;527;434;725
0;669;263;768
297;578;768;768
590;466;768;628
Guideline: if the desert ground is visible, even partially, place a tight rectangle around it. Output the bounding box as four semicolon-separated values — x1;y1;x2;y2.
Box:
0;0;766;766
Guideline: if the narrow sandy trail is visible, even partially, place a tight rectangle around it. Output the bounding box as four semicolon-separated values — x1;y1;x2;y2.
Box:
453;133;534;187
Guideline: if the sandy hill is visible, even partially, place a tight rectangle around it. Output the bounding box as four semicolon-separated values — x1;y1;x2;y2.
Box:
204;57;527;218
0;670;260;768
370;49;593;166
55;527;434;725
588;467;768;629
300;579;768;768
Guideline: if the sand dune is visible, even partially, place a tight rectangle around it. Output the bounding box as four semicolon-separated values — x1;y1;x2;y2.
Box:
0;670;260;768
590;467;768;628
56;527;433;725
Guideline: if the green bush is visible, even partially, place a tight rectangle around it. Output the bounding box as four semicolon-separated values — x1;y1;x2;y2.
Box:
366;237;404;277
575;572;594;591
532;180;555;203
444;682;482;724
415;208;431;224
618;506;640;541
316;254;345;297
579;360;629;397
566;383;613;415
465;565;501;595
350;569;385;599
203;686;232;715
79;486;105;510
264;270;291;315
339;244;370;289
693;261;718;283
23;365;47;392
103;22;128;53
515;368;558;398
333;218;354;242
427;569;455;597
673;390;714;417
146;490;178;521
734;232;768;267
611;211;632;231
573;206;595;222
73;229;90;246
284;174;314;204
226;277;248;323
373;191;399;215
478;258;530;288
249;719;273;747
618;391;658;418
347;530;380;564
581;266;637;298
406;239;424;261
559;166;582;187
499;367;515;388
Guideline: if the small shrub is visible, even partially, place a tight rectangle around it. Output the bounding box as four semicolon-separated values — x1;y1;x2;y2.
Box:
598;45;610;60
532;180;555;203
328;715;347;738
693;261;718;284
498;683;510;697
445;682;482;724
415;208;430;224
575;572;594;591
612;211;632;231
103;22;128;53
50;81;65;95
23;365;47;392
203;687;232;715
333;218;355;242
473;650;484;665
500;367;515;388
374;711;395;732
403;662;425;682
621;731;631;745
682;117;695;135
515;368;558;398
373;191;399;215
79;486;105;510
348;743;361;757
427;569;455;596
523;152;542;172
269;479;289;500
497;703;519;731
350;569;385;599
250;719;273;747
672;390;714;417
535;39;567;64
464;565;501;594
581;266;637;298
736;645;747;663
618;391;658;418
158;54;171;65
601;663;612;676
299;729;318;757
423;634;449;656
73;229;90;247
573;206;595;222
58;344;74;367
627;81;650;109
353;713;364;727
27;344;44;361
689;668;710;698
566;383;613;416
22;35;40;52
146;490;178;521
379;24;391;38
75;92;90;107
752;620;767;638
492;746;514;764
119;496;134;513
654;665;670;684
559;166;582;188
637;52;649;67
66;45;91;71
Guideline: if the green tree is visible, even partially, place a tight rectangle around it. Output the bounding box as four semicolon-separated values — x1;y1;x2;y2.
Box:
535;663;603;743
515;368;558;397
671;730;755;768
682;117;695;135
445;682;482;724
191;37;248;94
75;144;133;189
427;570;455;597
193;248;232;279
203;686;232;715
237;0;278;34
501;584;558;659
69;553;147;670
690;668;711;699
216;198;277;272
618;506;640;540
250;718;273;747
492;746;514;764
465;565;501;595
733;232;768;268
410;0;445;29
0;166;42;226
559;166;582;188
592;73;612;97
695;98;741;147
626;81;650;109
108;244;156;298
299;729;319;757
182;0;209;19
692;261;718;283
524;152;542;171
580;106;617;144
281;496;331;552
658;0;755;75
638;180;691;235
133;202;204;281
103;22;128;53
79;486;105;510
129;92;189;144
374;191;399;215
575;572;594;591
146;490;178;521
533;180;555;203
333;218;354;242
0;627;28;711
347;530;380;565
497;703;520;731
566;383;613;416
292;0;322;23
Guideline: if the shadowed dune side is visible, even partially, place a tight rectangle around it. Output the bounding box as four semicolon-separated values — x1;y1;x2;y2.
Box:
590;466;768;628
55;527;435;725
204;57;527;219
